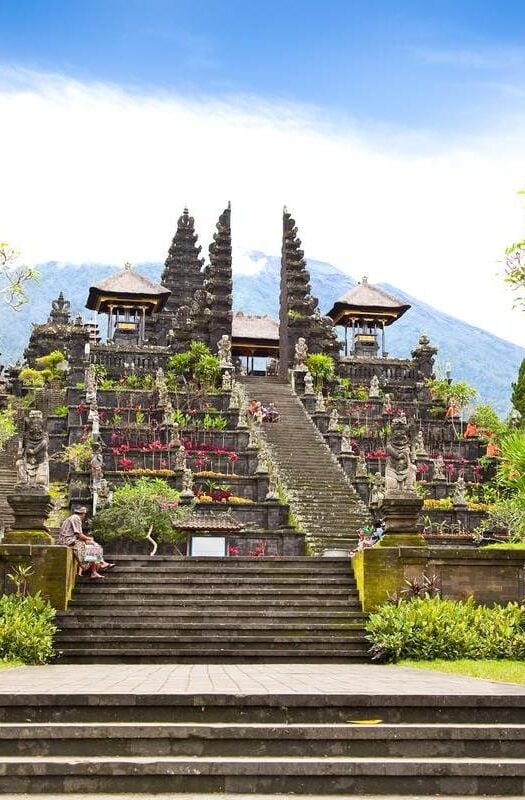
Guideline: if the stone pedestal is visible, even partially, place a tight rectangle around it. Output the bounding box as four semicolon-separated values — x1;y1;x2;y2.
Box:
338;453;357;479
380;493;424;546
352;476;369;506
434;479;449;500
6;490;54;533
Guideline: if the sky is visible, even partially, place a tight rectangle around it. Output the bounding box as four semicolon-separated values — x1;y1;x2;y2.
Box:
1;0;525;345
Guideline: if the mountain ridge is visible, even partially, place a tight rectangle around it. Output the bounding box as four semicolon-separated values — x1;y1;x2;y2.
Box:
1;256;522;414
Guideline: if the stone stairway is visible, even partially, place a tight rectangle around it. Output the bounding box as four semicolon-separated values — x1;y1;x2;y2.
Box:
0;434;17;532
0;684;524;794
55;556;369;663
241;376;370;552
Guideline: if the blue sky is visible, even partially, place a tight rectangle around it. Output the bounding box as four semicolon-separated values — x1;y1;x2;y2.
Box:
3;0;525;134
1;1;525;346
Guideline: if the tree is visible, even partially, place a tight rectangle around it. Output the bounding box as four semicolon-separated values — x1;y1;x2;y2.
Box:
511;358;525;419
0;241;38;310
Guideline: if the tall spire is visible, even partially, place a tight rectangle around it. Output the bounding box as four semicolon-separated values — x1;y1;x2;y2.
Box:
160;208;205;314
206;203;233;352
279;208;340;375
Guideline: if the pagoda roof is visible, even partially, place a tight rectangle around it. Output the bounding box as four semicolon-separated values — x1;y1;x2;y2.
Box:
231;312;279;357
175;513;242;532
326;276;410;326
86;263;171;313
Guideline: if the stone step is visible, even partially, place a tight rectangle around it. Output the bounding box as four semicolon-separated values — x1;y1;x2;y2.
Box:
57;649;370;663
58;608;367;621
55;634;368;649
72;575;357;587
0;755;523;795
56;620;366;632
3;691;525;724
68;598;360;609
2;722;523;758
72;584;361;597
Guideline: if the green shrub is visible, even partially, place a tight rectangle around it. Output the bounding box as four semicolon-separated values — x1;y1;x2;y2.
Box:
0;593;56;664
52;405;69;418
305;353;335;390
90;477;191;543
0;406;16;451
366;596;525;662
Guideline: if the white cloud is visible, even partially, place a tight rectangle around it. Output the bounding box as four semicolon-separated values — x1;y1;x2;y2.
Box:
0;66;524;347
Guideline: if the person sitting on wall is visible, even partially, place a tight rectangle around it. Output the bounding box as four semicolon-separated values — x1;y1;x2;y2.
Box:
56;506;115;580
370;520;385;544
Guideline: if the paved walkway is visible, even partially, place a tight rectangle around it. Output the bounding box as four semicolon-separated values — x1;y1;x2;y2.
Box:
1;663;524;695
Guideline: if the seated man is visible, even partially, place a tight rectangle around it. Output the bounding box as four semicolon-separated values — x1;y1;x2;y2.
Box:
56;506;114;580
370;520;385;544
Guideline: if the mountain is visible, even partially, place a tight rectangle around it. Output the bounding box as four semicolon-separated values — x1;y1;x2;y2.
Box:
1;256;523;415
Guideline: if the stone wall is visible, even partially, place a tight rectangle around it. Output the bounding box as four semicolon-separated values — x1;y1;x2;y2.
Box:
353;544;525;611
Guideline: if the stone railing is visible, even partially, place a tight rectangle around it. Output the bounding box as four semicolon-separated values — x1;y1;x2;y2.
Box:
90;344;170;376
338;358;420;385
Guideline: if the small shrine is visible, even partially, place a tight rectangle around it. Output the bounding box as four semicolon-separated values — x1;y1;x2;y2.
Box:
86;262;171;346
326;276;410;357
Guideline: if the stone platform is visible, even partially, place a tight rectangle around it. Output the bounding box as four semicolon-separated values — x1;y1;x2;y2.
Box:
0;664;524;796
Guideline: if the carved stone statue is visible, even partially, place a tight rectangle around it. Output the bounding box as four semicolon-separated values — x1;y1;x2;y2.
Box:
294;337;308;371
433;455;445;480
303;371;315;396
415;430;427;456
221;370;232;391
369;375;380;399
384;416;417;494
382;393;393;414
355;454;368;478
328;408;339;432
175;446;186;470
315;392;326;413
85;364;97;404
369;471;385;508
453;475;468;506
218;334;232;366
155;367;169;408
97;478;113;508
88;404;100;438
181;466;194;498
340;425;354;454
15;411;49;491
90;444;104;490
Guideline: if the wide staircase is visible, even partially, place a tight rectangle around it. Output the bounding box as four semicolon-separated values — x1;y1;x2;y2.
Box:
55;556;369;663
241;375;370;552
0;686;523;794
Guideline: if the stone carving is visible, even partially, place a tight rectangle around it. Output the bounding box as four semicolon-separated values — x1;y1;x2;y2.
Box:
415;430;427;455
315;392;326;413
433;455;445;480
340;424;354;454
181;466;194;498
85;364;97;404
355;454;368;478
453;475;468;506
88;404;100;438
218;334;232;366
90;444;103;490
382;393;392;414
97;478;113;508
303;371;315;396
265;473;280;501
369;375;380;399
328;408;339;432
294;337;308;370
49;291;71;324
369;471;385;508
15;411;49;491
221;370;232;391
175;446;186;470
155;367;169;408
384;416;417;494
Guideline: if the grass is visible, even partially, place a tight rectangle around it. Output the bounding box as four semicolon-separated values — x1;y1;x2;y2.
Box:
483;542;525;550
398;659;525;684
0;660;23;669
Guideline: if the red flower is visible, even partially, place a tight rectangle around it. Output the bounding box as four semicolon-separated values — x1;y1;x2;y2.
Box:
228;545;240;557
118;457;133;471
228;452;239;462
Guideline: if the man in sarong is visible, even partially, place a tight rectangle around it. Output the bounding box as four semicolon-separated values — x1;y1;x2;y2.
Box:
56;506;114;580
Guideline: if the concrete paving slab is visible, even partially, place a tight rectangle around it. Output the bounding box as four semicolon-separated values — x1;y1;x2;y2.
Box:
0;663;523;696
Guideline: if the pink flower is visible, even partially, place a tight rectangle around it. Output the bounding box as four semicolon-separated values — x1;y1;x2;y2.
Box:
228;452;239;462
